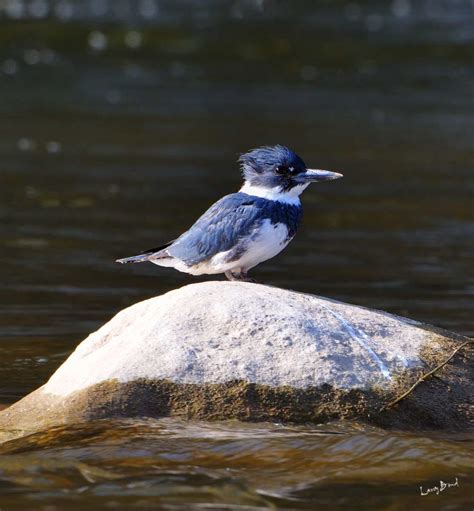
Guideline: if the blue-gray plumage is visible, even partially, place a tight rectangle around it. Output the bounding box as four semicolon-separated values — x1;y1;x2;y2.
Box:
117;145;343;281
166;193;302;266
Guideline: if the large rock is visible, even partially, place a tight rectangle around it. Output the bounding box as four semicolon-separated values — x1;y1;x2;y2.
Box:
0;282;472;439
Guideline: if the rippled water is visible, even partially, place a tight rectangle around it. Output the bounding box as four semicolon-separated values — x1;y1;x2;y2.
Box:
0;419;473;510
0;1;473;509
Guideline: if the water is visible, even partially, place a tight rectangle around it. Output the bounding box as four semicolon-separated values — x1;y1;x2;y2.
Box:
0;419;472;510
0;1;473;509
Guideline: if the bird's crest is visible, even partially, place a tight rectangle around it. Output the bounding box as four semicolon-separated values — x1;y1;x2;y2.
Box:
239;145;306;181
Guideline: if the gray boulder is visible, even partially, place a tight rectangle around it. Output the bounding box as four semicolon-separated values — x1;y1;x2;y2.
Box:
0;282;472;439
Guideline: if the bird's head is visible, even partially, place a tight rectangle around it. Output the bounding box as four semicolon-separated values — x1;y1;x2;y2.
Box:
239;145;342;200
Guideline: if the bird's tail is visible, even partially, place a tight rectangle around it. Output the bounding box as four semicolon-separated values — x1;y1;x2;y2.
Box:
116;240;175;264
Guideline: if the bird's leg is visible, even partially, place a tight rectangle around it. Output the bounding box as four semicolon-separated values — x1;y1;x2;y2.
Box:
225;270;241;281
225;270;257;283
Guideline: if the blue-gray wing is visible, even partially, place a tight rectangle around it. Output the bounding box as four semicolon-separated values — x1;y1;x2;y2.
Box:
167;193;303;266
166;193;269;266
118;192;301;266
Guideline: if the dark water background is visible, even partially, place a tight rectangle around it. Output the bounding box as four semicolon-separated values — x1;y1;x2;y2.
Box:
0;1;473;509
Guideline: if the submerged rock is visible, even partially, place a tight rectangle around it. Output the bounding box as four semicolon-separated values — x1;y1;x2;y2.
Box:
0;282;472;438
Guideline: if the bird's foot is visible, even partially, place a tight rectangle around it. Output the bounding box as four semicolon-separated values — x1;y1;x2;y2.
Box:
240;276;258;283
225;270;257;283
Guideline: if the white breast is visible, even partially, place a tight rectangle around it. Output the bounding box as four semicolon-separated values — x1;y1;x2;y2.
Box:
205;219;291;274
152;220;292;276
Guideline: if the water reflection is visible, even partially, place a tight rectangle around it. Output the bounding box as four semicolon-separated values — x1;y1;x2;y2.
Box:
0;419;472;510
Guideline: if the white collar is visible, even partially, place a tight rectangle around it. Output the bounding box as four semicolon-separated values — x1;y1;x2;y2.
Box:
240;182;307;205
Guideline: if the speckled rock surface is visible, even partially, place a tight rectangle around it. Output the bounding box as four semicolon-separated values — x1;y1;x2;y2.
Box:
0;282;472;439
41;282;463;394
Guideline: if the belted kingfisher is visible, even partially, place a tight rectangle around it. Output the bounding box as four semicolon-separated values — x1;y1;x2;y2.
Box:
117;145;342;281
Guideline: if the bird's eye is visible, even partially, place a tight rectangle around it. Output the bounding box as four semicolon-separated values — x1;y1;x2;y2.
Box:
275;165;288;175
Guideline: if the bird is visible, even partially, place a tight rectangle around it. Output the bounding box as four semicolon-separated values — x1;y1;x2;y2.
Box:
116;145;342;281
